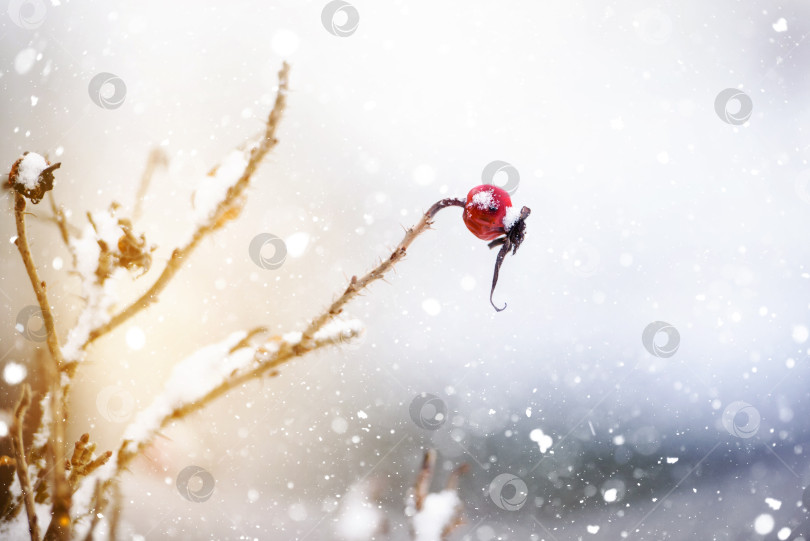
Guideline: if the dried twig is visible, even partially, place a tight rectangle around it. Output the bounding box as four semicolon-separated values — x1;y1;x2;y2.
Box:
13;193;68;373
132;148;168;222
43;380;71;541
11;384;39;541
15;189;75;539
107;483;122;541
84;62;290;347
413;449;437;512
106;197;467;497
297;197;465;350
409;449;467;541
47;192;77;254
80;480;105;541
67;434;112;492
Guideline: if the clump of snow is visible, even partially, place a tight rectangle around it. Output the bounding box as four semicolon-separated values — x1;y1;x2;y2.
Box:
412;490;460;541
62;209;128;362
470;188;496;210
32;393;51;448
503;205;521;231
122;331;263;453
0;503;28;540
282;331;303;345
765;497;782;510
335;481;385;540
16;152;49;189
603;487;618;502
530;428;553;453
313;319;364;343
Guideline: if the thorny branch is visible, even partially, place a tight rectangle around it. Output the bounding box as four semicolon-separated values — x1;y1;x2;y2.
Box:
100;198;468;535
96;196;469;532
297;197;466;350
5;56;501;539
84;61;290;347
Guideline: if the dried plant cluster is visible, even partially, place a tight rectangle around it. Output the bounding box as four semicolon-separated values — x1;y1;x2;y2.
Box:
1;63;469;540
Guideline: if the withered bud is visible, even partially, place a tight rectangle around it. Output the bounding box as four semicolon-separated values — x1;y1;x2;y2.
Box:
8;152;61;204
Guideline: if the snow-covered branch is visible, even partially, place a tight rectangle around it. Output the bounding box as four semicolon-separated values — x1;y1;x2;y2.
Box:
116;318;363;469
82;62;290;348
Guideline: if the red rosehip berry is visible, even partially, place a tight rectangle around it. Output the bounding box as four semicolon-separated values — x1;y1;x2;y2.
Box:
463;185;512;241
455;184;530;312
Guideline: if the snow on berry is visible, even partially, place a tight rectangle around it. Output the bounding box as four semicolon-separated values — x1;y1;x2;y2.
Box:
503;205;521;231
470;187;497;210
463;185;512;241
459;184;531;311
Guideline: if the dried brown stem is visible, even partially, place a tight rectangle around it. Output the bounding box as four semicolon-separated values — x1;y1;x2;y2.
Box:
11;385;40;541
14;193;67;373
15;191;75;538
413;448;437;511
444;463;469;492
47;192;76;254
43;381;71;541
409;449;467;541
297;197;465;349
84;62;290;347
132;148;168;222
107;483;122;541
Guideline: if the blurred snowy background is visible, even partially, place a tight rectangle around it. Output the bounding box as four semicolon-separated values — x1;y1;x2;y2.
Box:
2;0;810;539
